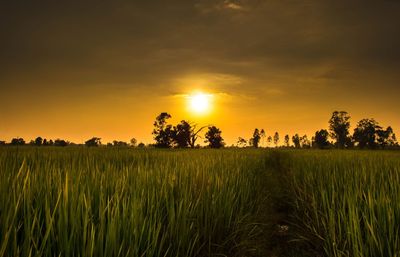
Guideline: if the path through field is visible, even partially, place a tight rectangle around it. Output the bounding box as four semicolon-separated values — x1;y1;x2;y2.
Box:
246;153;310;257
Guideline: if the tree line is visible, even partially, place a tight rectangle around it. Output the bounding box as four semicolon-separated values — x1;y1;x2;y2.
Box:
242;111;397;149
0;136;143;148
0;111;397;149
150;111;397;149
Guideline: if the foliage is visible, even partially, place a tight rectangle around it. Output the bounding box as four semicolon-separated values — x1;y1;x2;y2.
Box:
237;137;247;147
85;137;101;147
313;129;331;149
10;138;25;145
251;129;261;148
292;134;301;148
376;126;397;148
130;138;137;147
204;126;224;148
112;140;128;147
284;135;290;147
152;112;174;148
35;137;43;146
172;120;192;148
54;139;69;147
273;132;280;147
329;111;352;148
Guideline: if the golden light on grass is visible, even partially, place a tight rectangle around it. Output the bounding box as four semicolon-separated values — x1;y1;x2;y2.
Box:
187;92;213;115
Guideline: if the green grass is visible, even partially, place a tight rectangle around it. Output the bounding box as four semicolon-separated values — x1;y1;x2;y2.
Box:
1;147;400;257
0;147;270;257
286;150;400;257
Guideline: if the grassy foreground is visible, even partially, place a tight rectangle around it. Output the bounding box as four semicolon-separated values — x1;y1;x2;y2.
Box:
0;148;270;257
286;150;400;257
0;147;400;257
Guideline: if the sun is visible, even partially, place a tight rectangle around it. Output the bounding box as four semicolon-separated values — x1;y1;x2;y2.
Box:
188;92;212;114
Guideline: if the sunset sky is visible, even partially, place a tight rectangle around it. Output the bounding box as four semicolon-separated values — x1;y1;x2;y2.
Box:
1;1;399;145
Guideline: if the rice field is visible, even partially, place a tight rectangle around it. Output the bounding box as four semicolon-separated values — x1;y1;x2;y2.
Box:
0;147;399;257
287;151;400;257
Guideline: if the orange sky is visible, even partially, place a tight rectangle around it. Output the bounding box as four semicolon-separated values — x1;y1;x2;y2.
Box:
1;1;399;145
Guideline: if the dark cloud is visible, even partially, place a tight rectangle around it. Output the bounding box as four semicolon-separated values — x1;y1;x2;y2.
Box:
1;0;399;142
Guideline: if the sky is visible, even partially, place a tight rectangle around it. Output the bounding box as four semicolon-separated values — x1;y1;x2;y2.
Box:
1;0;399;145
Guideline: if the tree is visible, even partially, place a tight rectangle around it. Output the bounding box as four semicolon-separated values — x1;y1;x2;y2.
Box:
152;112;174;148
34;137;43;146
284;135;290;147
292;134;301;149
130;138;137;147
54;139;69;147
353;119;380;149
251;129;261;148
0;141;5;145
267;136;272;147
260;129;266;147
300;135;311;148
376;126;397;148
113;140;128;147
237;137;247;147
85;137;101;147
11;138;25;145
205;126;224;148
138;142;145;148
313;129;330;149
273;132;280;147
172;120;192;148
188;123;208;148
329;111;351;148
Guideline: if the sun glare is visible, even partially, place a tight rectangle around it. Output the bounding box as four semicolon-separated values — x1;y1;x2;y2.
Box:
188;92;212;114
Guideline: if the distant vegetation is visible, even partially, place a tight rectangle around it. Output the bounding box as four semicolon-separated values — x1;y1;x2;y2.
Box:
1;111;398;149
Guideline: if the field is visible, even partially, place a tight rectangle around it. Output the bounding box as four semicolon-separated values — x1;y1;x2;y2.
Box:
0;147;399;257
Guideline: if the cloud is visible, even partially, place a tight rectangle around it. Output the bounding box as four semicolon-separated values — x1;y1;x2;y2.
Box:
222;1;244;10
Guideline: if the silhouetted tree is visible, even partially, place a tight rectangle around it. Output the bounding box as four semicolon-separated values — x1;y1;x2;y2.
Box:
85;137;101;147
273;132;280;147
152;112;174;148
251;129;261;148
54;139;68;147
292;134;301;148
313;129;330;149
205;126;224;148
260;129;266;147
353;119;381;149
237;137;247;147
284;135;290;147
48;139;54;146
267;136;272;147
172;120;192;148
34;137;43;146
188;123;208;148
0;141;5;145
138;142;145;148
113;140;128;147
376;126;397;148
11;138;25;145
300;135;311;148
329;111;352;148
130;138;137;147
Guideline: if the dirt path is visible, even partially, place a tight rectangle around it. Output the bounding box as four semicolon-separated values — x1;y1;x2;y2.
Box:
243;153;311;257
